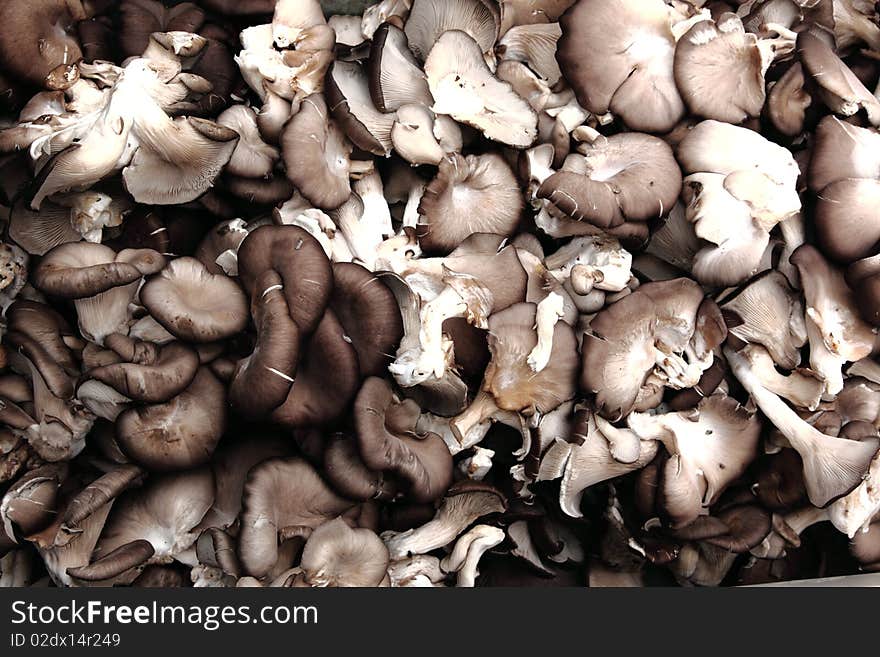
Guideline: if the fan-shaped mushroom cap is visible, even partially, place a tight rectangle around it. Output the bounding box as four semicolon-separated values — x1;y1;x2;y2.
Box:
115;367;226;471
628;395;762;527
118;0;206;58
326;60;396;156
122;116;239;204
720;271;807;370
216;105;279;178
809;117;880;264
405;0;501;62
329;263;404;377
425;30;537;147
300;517;390;587
537;132;681;229
673;13;784;123
238;457;356;577
497;22;562;85
281;94;354;211
581;278;722;420
354;377;453;503
417;153;523;253
557;0;689;132
94;467;214;564
140;257;248;343
369;23;432;112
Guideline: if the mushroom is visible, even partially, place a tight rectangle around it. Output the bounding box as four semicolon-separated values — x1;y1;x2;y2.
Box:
140;257;248;343
719;270;807;370
369;23;432;111
238;457;356;578
581;278;726;420
281;94;360;210
33;243;166;344
417;153;523;253
424;30;538;147
353;377;453;503
299;517;390;587
404;0;500;62
676;120;801;286
0;0;85;90
556;0;704;132
115;367;226;471
673;13;796;123
382;481;507;559
537;131;682;231
726;346;880;508
627;395;762;527
440;524;505;586
537;411;658;518
790;245;875;396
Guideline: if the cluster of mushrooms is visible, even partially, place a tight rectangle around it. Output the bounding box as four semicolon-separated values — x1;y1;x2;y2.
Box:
0;0;879;589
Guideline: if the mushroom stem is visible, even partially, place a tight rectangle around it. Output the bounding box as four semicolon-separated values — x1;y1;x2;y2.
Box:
528;291;564;373
451;390;501;446
440;524;504;587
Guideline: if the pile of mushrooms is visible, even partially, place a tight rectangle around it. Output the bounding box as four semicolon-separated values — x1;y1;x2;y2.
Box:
1;0;880;589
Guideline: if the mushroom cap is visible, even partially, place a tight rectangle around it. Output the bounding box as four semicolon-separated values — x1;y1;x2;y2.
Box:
581;277;707;419
797;30;880;125
270;308;361;428
122;117;239;205
116;367;226;471
424;30;538;147
237;225;334;336
404;0;501;62
87;336;199;404
369;23;433;112
326;60;395;156
417;152;524;253
557;0;685;132
496;22;562;86
229;270;300;418
119;0;206;59
281;94;353;211
0;0;84;89
33;243;166;300
300;517;390;587
768;62;811;137
140;257;248;343
94;467;214;562
628;395;762;525
484;303;579;415
720;270;806;370
808;117;880;263
673;14;767;124
238;457;355;577
537;132;681;229
323;432;396;501
216;105;279;178
354;377;453;503
329;263;404;378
